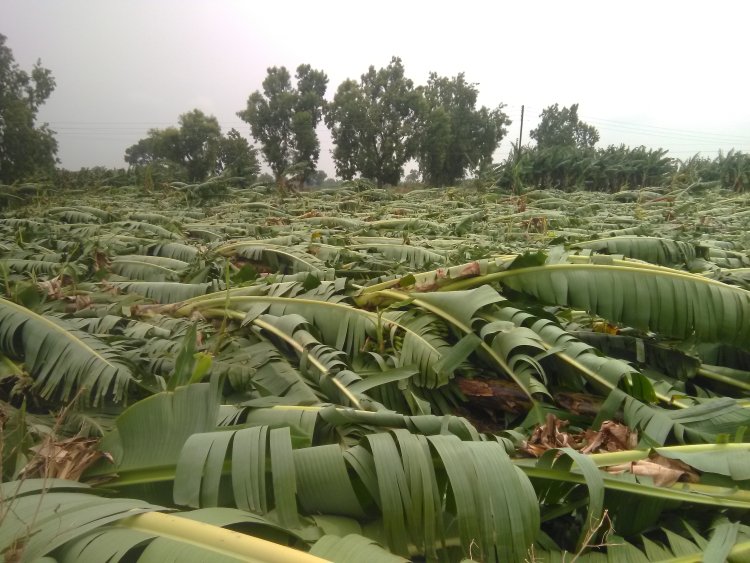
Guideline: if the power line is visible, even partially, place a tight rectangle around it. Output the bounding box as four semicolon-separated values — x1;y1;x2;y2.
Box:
44;116;749;144
507;105;749;143
590;123;749;144
45;120;248;126
582;115;750;140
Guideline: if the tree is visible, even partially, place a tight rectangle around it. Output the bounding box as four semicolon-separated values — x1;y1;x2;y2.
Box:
530;103;599;151
177;110;222;182
124;109;227;182
124;131;167;167
0;34;58;183
326;57;422;187
256;172;275;185
217;128;260;180
405;168;421;183
305;169;328;187
418;73;510;187
237;65;327;186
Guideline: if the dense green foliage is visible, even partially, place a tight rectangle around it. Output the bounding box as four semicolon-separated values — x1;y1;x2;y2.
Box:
0;34;57;183
326;57;422;187
1;178;750;561
2;32;745;193
417;73;510;187
124;110;258;183
217;128;261;180
530;103;600;151
237;64;328;187
494;144;749;193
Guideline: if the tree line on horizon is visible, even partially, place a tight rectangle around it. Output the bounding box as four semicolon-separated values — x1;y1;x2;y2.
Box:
1;32;748;193
123;57;511;189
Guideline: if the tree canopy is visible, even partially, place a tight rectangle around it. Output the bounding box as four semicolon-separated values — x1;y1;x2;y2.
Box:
530;103;599;151
5;45;723;195
175;109;222;181
217;128;260;179
326;57;423;187
0;33;58;184
418;72;510;187
124;110;257;182
237;64;327;186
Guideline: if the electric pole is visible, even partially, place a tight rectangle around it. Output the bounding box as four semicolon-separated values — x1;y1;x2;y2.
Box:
516;105;525;162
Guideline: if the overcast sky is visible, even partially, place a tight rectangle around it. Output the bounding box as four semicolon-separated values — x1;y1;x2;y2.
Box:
3;0;749;178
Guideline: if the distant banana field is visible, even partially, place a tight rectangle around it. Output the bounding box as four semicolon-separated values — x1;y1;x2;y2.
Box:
1;179;750;562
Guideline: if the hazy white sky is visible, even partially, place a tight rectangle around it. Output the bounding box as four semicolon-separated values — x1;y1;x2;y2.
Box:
3;0;749;177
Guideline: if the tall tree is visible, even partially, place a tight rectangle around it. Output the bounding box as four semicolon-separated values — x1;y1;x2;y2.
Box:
529;103;599;151
0;34;58;183
326;57;422;187
124;109;226;182
418;73;510;187
237;64;327;186
177;109;222;182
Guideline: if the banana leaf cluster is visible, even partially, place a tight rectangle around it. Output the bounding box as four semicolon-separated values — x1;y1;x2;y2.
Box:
1;181;749;562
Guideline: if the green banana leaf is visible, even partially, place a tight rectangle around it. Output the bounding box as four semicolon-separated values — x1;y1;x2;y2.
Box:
446;260;750;349
0;296;135;404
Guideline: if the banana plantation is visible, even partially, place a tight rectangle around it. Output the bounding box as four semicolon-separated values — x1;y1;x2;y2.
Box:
1;178;750;562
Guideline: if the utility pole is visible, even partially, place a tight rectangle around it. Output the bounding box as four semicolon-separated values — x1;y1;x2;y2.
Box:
516;105;525;163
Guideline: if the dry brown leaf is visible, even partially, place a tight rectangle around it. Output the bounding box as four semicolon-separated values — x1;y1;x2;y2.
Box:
514;196;527;213
580;420;638;454
132;302;178;317
521;416;638;457
37;275;64;299
592;321;619;335
72;294;93;311
298;210;321;219
522;417;699;487
20;436;112;481
521;413;583;456
390;208;411;216
99;280;121;296
649;453;700;482
93;250;111;272
605;454;700;487
189;310;206;322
